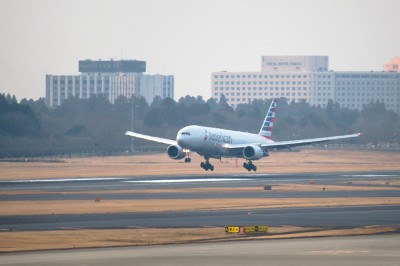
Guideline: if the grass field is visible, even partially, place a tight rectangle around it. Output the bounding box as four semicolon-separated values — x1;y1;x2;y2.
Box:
1;149;400;180
0;226;396;252
1;197;399;216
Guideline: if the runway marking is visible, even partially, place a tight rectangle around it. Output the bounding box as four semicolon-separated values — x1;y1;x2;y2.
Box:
342;175;399;177
123;178;252;184
307;249;371;255
232;174;280;177
0;177;128;183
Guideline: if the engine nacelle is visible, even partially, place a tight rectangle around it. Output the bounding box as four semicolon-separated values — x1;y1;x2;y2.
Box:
243;145;267;160
167;144;186;160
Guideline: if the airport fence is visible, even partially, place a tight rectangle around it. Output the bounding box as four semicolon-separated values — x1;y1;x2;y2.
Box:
321;143;400;152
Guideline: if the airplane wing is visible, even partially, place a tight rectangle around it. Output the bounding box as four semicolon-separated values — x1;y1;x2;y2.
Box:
262;133;362;149
225;133;362;150
125;131;176;145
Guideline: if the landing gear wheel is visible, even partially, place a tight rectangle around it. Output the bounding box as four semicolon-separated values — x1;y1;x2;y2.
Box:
200;159;214;171
185;157;191;163
243;161;257;171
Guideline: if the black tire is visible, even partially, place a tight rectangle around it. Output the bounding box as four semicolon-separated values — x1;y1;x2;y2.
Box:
253;166;257;171
200;162;204;168
210;165;214;171
188;158;191;163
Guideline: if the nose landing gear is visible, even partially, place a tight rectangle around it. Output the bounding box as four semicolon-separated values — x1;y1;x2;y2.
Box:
184;149;191;163
243;161;257;171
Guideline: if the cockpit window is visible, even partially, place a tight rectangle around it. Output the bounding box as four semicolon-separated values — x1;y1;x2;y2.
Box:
181;132;191;135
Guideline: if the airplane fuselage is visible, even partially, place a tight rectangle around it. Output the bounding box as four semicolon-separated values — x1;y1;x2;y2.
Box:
177;125;273;158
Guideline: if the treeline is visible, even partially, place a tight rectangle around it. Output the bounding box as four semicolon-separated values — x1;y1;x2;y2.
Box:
0;93;399;157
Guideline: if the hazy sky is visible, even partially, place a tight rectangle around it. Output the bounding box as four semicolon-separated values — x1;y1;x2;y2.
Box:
0;0;399;101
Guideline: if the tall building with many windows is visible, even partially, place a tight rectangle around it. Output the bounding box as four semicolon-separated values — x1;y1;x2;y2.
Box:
211;56;400;113
46;59;174;107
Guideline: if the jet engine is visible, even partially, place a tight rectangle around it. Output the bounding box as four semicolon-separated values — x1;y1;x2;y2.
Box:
243;145;267;160
167;144;186;160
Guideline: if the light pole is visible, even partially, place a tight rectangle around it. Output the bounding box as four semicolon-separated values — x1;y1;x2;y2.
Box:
130;98;135;153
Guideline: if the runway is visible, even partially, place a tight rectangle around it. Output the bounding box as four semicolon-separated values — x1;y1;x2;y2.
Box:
1;235;399;266
1;205;399;230
1;171;400;192
0;170;399;231
1;190;399;201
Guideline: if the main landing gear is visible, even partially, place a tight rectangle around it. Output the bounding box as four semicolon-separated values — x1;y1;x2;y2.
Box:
243;160;257;171
200;157;214;171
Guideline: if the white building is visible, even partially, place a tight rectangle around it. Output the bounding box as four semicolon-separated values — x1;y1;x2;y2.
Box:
211;56;400;113
384;57;400;72
46;60;174;107
139;74;174;104
335;72;400;111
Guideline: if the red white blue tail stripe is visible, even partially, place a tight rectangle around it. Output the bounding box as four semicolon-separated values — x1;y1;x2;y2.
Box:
259;98;278;139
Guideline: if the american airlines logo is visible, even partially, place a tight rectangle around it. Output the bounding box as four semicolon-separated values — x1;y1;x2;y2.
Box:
208;132;232;144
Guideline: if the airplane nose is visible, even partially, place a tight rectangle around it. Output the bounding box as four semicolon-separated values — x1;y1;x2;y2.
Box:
177;133;185;147
177;134;182;142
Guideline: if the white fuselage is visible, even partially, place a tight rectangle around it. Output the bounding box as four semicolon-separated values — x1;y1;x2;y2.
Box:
176;125;274;158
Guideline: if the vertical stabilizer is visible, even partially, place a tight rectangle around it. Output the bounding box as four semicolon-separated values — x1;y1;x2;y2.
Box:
258;98;278;139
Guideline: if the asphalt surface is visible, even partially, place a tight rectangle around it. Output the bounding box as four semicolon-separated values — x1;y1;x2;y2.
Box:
1;190;399;201
1;171;400;192
1;205;399;230
0;170;399;231
1;235;399;266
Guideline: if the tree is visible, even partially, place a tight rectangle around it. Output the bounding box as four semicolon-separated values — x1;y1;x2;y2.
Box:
178;95;196;106
150;96;163;108
325;99;335;121
206;97;218;111
143;108;164;127
0;94;40;137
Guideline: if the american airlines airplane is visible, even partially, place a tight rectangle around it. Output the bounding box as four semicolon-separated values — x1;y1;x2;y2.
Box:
126;98;361;171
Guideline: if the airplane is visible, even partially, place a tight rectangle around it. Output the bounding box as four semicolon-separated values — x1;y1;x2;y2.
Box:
125;98;361;171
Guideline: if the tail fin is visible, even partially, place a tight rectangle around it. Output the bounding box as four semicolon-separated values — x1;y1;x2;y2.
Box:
258;98;278;139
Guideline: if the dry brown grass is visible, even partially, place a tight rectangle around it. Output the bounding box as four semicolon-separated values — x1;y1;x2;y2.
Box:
267;183;400;192
1;197;399;216
0;228;226;252
0;226;396;252
349;180;400;186
237;226;398;241
1;150;400;180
